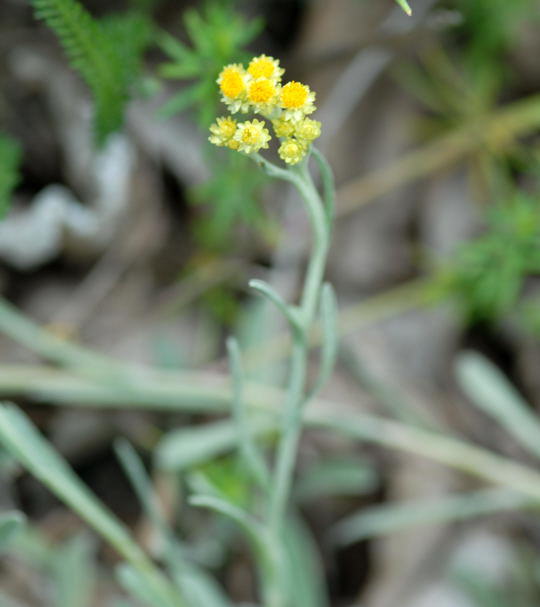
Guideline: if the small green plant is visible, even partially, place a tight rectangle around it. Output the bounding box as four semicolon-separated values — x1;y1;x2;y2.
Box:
30;0;152;145
441;193;540;323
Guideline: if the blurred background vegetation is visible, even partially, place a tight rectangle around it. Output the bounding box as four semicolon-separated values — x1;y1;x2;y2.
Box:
1;0;540;605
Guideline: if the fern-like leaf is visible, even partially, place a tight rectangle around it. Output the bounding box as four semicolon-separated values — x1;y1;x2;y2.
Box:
0;135;22;220
30;0;151;145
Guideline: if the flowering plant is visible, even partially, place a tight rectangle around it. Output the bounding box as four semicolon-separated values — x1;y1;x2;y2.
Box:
205;55;337;607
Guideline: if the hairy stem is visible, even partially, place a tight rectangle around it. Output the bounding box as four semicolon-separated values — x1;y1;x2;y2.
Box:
255;154;333;607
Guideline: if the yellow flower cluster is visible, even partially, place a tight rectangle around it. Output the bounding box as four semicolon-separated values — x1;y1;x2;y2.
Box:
209;55;321;165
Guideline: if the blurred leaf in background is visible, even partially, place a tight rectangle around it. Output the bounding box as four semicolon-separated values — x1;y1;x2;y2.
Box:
455;545;540;607
453;0;536;75
400;0;539;176
159;1;269;252
158;1;263;126
0;135;21;220
30;0;153;145
441;193;540;323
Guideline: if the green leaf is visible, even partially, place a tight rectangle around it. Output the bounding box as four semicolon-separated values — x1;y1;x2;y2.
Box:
158;84;205;118
308;283;338;400
53;534;95;607
283;515;329;607
184;8;213;56
235;16;264;47
157;32;194;63
395;0;412;15
0;135;22;219
295;457;378;502
189;494;262;547
330;488;528;547
160;62;201;79
248;280;303;333
226;337;270;488
312;148;335;226
0;403;183;607
171;564;233;607
155;418;271;471
114;438;172;543
117;563;174;607
456;351;540;459
0;403;137;553
29;0;151;145
0;511;25;553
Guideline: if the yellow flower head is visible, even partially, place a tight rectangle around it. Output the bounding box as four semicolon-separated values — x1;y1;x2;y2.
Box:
247;78;278;109
218;64;245;99
234;119;271;154
280;81;316;121
217;64;250;113
209;116;237;147
272;117;295;138
281;81;309;108
248;55;284;82
278;138;306;165
295;118;321;142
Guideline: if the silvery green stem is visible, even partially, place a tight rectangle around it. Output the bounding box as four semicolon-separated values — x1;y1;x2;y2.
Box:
254;150;334;607
269;160;330;534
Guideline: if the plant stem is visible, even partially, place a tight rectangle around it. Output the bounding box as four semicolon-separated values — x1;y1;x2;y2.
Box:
269;164;330;529
269;339;308;535
258;155;332;606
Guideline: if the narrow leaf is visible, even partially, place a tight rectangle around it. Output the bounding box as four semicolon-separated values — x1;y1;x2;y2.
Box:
53;534;95;607
0;403;182;607
395;0;412;15
171;564;233;607
227;337;270;488
114;438;172;543
311;147;335;226
307;283;338;400
248;279;302;333
330;489;527;547
158;84;204;118
156;418;271;471
189;495;262;547
117;563;173;607
283;515;329;607
0;511;25;553
456;351;540;459
0;135;22;219
295;457;378;501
